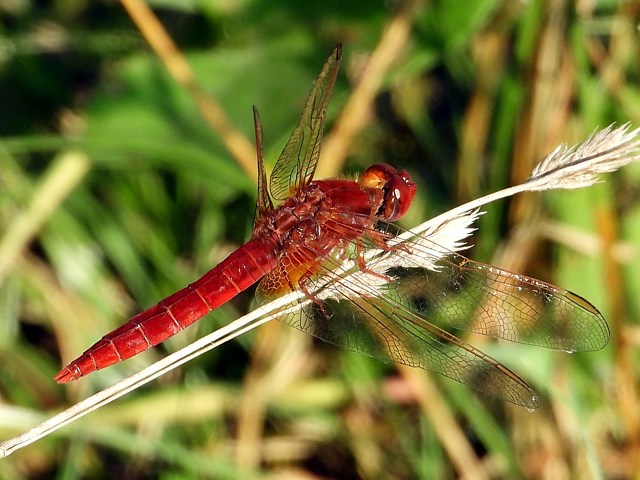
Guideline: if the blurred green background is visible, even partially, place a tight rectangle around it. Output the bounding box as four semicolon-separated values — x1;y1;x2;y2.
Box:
1;0;640;478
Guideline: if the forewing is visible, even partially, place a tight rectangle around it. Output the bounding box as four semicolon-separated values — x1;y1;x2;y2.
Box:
373;226;610;352
269;45;342;201
255;216;609;408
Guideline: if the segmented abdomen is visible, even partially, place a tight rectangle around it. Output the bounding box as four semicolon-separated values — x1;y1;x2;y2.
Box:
55;237;279;383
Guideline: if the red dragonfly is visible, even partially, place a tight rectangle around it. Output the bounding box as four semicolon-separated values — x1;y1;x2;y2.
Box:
55;45;609;408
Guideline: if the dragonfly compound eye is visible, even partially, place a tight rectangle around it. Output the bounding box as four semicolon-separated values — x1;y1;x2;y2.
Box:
359;164;416;221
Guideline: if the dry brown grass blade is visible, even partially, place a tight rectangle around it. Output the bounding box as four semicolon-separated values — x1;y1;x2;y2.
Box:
0;151;89;285
399;365;491;480
119;0;257;180
597;206;640;474
316;0;426;179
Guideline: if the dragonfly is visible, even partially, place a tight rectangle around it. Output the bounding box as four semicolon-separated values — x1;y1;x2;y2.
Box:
55;45;609;409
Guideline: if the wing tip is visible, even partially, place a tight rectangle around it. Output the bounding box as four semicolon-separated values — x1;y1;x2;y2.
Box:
334;43;343;61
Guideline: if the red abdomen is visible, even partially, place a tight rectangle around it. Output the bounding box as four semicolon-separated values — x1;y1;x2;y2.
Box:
55;237;279;383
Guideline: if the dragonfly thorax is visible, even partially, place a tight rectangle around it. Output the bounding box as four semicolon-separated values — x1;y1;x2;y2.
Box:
253;179;376;254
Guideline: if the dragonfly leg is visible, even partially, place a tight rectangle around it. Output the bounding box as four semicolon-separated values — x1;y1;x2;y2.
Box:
355;237;393;283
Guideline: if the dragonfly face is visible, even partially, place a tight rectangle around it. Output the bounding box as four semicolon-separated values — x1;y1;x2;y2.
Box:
358;163;417;221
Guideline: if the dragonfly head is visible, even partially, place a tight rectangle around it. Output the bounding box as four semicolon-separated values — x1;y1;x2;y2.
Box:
358;164;416;222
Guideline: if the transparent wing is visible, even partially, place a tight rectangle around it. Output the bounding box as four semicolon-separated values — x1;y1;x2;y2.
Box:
369;224;610;352
256;220;609;408
294;286;540;408
252;106;273;228
269;45;342;201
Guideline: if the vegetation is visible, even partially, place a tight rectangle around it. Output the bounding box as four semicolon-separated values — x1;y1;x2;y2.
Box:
1;0;639;478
